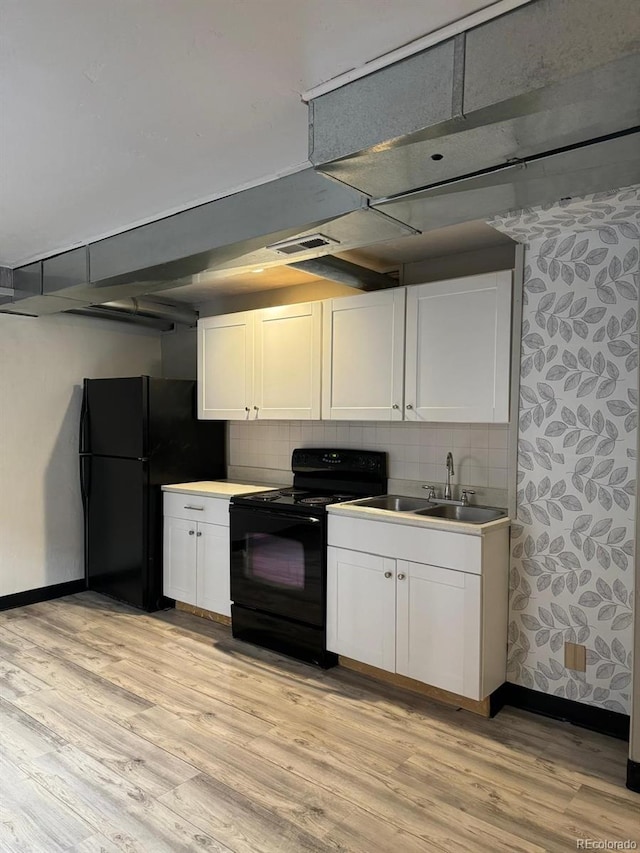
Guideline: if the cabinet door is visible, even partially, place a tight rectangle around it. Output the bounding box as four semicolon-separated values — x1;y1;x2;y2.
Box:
198;313;253;419
322;290;405;421
395;560;481;699
254;303;321;420
405;272;512;422
163;516;197;605
327;547;396;672
196;522;231;617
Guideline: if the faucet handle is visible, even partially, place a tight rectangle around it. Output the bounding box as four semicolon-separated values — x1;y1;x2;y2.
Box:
422;485;437;500
460;489;476;506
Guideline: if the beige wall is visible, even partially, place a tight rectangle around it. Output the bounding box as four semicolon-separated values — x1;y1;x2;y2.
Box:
0;313;161;597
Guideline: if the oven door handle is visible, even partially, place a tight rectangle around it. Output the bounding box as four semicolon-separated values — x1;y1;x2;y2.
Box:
231;508;321;524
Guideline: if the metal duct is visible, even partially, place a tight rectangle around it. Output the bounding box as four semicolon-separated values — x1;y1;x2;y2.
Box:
2;169;416;317
98;298;199;327
375;131;640;233
66;297;198;331
67;307;173;332
288;256;397;291
310;0;640;201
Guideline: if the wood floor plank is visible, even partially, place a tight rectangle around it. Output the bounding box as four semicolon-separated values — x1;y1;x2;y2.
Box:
0;626;35;657
0;773;94;853
393;751;592;851
5;648;152;721
0;659;49;701
563;784;640;843
24;744;233;853
121;705;392;850
0;696;67;764
0;593;634;853
14;690;200;798
2;613;125;672
102;659;276;741
159;772;354;853
69;834;123;852
247;723;543;853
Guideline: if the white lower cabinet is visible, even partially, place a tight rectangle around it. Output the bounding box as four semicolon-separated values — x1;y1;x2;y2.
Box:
196;522;231;616
327;514;509;700
163;495;232;617
395;560;480;696
163;516;198;607
326;549;396;672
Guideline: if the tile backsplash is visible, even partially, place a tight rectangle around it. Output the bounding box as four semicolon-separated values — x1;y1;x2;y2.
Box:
228;420;510;505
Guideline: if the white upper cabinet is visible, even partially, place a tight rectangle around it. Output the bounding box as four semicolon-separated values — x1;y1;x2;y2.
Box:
198;312;253;419
322;289;406;421
198;303;321;420
404;272;512;423
198;271;513;423
254;303;321;420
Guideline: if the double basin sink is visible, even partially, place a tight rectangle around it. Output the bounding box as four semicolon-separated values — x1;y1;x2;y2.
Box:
349;495;506;524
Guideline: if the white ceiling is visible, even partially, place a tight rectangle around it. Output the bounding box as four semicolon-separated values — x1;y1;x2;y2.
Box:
0;0;499;267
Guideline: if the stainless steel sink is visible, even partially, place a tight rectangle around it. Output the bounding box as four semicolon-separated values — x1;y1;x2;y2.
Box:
353;495;437;512
414;504;507;524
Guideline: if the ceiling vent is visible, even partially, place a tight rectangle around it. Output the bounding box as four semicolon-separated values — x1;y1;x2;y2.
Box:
266;233;340;255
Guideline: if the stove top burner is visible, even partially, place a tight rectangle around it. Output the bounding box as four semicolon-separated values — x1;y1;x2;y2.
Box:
251;493;281;501
299;496;333;505
278;489;306;497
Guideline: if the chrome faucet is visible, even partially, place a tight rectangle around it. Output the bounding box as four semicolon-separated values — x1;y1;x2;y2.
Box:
444;452;454;500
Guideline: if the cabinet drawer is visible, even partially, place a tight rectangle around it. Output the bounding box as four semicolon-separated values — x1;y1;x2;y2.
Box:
163;492;229;526
328;515;482;574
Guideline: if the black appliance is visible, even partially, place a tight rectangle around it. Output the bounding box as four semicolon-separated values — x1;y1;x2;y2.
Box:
230;448;387;667
79;376;225;611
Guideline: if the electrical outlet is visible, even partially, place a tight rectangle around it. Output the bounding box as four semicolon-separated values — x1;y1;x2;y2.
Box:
564;642;586;672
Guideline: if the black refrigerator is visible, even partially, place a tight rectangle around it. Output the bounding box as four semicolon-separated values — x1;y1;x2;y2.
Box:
79;376;225;611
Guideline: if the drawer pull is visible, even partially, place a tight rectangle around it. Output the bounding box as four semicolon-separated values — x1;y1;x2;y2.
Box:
397;573;406;580
188;530;195;536
184;505;205;511
384;571;392;579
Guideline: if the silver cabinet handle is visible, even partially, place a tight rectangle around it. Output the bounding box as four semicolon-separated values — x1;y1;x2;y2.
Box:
188;530;195;536
253;406;259;411
384;571;392;578
406;404;413;410
397;573;406;580
392;404;399;410
184;505;204;511
196;531;202;537
245;406;250;412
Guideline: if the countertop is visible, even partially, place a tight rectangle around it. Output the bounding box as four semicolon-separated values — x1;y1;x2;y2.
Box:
328;500;511;536
162;481;275;499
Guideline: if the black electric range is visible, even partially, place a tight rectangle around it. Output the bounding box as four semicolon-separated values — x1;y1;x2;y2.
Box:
229;448;387;667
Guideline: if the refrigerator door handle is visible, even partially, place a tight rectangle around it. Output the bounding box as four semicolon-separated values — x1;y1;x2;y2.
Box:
79;455;91;511
79;383;89;454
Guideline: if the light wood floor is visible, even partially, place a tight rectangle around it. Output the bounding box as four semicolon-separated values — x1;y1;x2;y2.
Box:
0;593;637;852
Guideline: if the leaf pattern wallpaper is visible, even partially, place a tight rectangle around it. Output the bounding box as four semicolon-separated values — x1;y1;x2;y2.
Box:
490;185;639;714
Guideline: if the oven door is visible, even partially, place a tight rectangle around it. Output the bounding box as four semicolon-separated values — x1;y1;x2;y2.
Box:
230;506;325;626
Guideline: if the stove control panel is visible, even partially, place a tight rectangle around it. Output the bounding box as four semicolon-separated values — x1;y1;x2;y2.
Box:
292;448;387;477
